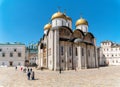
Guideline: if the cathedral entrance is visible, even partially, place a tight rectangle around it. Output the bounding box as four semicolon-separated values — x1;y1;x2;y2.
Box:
9;61;13;66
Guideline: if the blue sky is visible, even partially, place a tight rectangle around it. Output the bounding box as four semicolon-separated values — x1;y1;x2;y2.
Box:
0;0;120;46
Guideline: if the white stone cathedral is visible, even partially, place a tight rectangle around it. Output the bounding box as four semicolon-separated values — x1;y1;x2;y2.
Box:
38;11;98;71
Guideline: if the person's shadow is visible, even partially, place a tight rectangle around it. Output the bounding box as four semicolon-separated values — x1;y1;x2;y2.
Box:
33;78;39;80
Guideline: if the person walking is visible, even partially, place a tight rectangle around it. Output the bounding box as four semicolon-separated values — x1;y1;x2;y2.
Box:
31;71;35;80
15;66;17;70
27;71;31;80
30;68;32;72
59;68;61;74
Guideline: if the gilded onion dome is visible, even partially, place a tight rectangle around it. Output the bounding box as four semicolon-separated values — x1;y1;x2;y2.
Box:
51;12;66;20
44;23;52;30
76;17;88;26
66;16;72;21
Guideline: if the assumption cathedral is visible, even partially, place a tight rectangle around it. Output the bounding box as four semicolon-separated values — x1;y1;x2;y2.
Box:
38;11;98;71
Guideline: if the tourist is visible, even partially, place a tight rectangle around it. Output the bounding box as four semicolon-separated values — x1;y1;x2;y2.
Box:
15;66;17;70
27;71;31;80
20;67;23;71
31;71;35;80
59;68;61;74
30;68;32;72
27;68;29;72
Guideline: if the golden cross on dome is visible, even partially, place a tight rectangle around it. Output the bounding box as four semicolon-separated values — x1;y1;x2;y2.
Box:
64;9;66;15
48;18;51;23
80;13;83;18
58;6;61;12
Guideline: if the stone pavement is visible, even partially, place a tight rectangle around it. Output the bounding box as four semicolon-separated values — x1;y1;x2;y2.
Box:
0;66;120;87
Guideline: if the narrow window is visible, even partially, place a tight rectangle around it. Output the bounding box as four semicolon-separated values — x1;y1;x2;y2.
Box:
69;47;72;56
76;47;78;56
82;48;84;56
62;20;63;26
56;20;57;26
61;46;63;55
68;23;70;27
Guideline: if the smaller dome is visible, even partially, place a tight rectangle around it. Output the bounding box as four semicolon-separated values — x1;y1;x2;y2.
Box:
51;12;66;20
76;18;88;26
44;23;52;30
66;16;72;21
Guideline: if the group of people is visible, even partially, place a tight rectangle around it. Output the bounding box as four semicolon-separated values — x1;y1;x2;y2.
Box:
15;66;35;80
27;68;35;80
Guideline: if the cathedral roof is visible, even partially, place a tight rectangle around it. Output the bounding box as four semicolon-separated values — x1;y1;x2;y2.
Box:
76;17;88;26
44;23;52;30
51;11;66;20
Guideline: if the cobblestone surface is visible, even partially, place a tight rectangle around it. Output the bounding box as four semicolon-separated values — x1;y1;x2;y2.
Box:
0;66;120;87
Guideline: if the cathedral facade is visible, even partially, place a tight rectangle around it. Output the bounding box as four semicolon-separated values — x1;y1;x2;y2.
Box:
38;11;98;71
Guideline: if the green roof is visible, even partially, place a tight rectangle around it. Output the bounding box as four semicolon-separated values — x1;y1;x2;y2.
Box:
0;42;25;45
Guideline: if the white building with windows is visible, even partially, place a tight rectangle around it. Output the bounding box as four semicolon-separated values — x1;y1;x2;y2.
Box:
0;42;25;67
98;40;120;66
38;11;98;71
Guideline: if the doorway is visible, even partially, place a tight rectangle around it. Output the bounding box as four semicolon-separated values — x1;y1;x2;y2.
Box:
9;61;13;66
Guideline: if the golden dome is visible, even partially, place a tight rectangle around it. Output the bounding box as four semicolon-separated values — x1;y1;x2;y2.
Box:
51;12;66;20
76;18;88;26
66;16;72;21
44;23;52;30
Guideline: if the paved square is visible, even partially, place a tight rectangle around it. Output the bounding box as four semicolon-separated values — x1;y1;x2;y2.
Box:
0;66;120;87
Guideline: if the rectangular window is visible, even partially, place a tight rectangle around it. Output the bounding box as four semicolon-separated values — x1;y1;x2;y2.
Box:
2;53;5;57
61;46;63;55
82;48;84;56
76;47;78;56
10;53;13;57
14;49;17;52
18;53;21;57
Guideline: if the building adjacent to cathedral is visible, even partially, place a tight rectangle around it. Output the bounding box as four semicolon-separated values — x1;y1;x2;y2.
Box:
0;42;25;67
98;40;120;66
38;11;98;70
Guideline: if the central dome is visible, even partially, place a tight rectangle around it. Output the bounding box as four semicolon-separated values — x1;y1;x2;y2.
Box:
76;18;88;26
51;12;66;20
